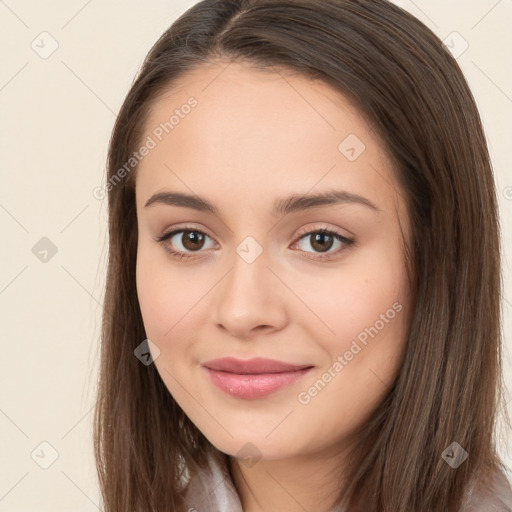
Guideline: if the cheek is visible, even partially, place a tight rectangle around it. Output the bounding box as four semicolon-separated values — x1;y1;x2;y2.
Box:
295;247;410;406
135;253;202;399
298;249;408;351
292;289;408;448
136;244;203;339
136;255;170;338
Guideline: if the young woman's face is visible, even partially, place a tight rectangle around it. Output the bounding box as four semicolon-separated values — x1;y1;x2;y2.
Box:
135;60;413;462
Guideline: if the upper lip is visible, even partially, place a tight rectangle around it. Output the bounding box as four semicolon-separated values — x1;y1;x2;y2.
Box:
202;357;313;374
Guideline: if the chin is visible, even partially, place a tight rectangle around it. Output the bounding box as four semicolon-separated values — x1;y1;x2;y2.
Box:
201;426;310;463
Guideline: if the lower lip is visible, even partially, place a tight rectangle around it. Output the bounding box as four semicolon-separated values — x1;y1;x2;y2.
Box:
203;367;313;399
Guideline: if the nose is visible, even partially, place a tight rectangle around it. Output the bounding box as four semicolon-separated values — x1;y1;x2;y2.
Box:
213;247;288;339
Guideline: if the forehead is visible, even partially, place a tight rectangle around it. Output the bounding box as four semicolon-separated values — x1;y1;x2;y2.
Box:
135;60;402;217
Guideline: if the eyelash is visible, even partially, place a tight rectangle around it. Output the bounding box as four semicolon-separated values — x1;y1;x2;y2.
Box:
155;225;355;262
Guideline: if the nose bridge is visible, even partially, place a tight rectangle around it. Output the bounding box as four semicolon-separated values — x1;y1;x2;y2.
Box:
213;233;286;336
226;234;270;299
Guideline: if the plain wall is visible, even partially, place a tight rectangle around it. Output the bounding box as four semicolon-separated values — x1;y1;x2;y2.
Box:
0;1;510;510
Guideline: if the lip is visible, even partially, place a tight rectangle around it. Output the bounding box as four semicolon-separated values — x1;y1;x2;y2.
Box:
202;357;313;374
202;357;314;399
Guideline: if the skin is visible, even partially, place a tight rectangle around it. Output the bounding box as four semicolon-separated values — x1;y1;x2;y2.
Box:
135;60;413;512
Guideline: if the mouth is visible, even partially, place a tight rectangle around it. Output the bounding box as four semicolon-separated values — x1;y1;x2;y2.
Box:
201;357;314;399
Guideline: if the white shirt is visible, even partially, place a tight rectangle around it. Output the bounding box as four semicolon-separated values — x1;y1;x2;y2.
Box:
181;451;512;511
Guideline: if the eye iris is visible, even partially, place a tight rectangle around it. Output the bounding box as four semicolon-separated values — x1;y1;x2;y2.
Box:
182;230;205;251
310;232;334;253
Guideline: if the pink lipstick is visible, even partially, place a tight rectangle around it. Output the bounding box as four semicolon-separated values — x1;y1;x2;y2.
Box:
202;357;314;399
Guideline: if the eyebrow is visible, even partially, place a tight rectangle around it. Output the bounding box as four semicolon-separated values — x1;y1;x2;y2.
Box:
144;189;382;215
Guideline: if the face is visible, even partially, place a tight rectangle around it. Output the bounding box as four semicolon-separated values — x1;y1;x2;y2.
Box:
135;60;413;463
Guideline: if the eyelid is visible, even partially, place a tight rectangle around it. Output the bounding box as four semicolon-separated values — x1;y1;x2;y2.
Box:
294;223;352;241
156;222;351;242
155;223;215;243
155;222;355;260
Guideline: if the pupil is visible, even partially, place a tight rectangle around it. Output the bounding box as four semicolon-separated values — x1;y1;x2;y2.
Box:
184;231;203;250
180;231;335;253
312;233;333;253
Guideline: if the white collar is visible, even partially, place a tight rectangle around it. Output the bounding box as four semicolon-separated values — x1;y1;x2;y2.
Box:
182;451;243;512
181;451;512;511
181;451;348;512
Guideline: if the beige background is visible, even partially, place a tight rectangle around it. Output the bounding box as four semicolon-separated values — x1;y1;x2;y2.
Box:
0;1;510;510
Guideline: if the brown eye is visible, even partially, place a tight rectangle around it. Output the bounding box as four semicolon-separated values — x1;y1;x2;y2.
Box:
292;227;355;261
180;230;206;251
309;232;336;253
156;225;354;262
156;228;216;259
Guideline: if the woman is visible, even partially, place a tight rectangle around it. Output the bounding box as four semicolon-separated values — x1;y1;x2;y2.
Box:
94;0;512;510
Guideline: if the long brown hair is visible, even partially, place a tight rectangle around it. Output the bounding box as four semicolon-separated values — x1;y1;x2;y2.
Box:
93;0;510;510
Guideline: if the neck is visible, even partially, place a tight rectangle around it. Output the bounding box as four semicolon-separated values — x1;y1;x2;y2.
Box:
228;444;350;512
